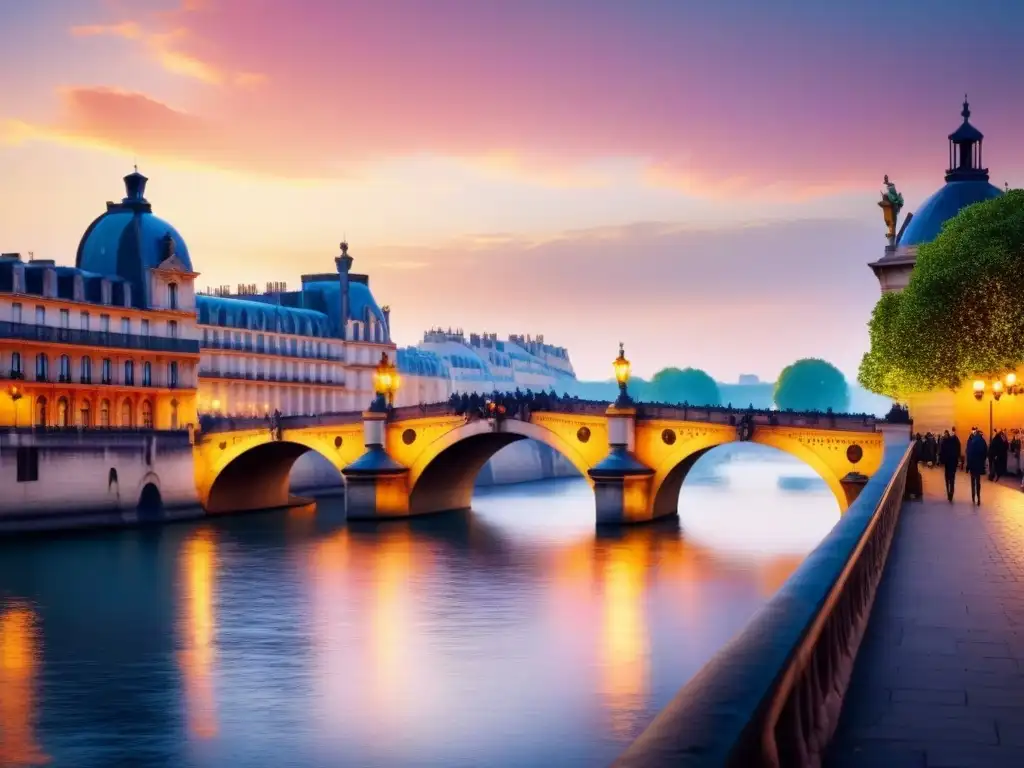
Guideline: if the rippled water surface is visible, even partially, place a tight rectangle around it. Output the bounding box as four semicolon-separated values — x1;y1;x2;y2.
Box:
0;451;840;768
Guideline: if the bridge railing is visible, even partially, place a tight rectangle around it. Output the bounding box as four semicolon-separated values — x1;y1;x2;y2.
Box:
614;439;914;768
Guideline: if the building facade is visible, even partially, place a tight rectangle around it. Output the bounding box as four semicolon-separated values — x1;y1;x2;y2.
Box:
869;99;1004;294
867;100;1013;437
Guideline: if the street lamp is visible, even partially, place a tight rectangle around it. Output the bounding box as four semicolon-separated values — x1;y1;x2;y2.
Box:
613;342;633;408
7;384;22;428
974;376;1015;439
371;352;399;411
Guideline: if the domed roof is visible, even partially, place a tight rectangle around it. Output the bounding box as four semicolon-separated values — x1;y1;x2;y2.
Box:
76;171;192;300
898;180;1003;247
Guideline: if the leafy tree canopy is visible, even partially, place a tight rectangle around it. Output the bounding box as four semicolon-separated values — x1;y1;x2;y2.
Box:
774;358;850;412
649;367;721;406
859;189;1024;396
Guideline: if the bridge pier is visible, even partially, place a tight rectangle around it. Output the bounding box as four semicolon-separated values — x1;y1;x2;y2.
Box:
341;410;411;520
589;406;656;525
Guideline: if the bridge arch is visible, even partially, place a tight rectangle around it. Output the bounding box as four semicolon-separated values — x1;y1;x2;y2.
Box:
406;419;595;516
649;431;850;519
205;438;346;514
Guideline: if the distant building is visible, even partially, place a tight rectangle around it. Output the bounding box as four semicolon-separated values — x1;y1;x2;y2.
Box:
869;99;1004;294
738;374;760;385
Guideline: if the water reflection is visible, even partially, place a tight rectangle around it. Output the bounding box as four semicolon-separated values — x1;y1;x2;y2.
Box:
597;539;649;737
178;529;219;740
0;452;842;767
0;603;48;766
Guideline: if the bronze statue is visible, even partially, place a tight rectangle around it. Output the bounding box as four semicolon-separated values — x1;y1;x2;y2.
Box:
878;175;904;241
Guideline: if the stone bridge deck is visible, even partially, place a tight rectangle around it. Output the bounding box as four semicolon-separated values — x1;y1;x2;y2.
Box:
826;469;1024;768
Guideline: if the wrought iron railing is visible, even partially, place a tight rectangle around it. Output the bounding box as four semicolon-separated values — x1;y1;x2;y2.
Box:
0;321;200;354
614;440;913;768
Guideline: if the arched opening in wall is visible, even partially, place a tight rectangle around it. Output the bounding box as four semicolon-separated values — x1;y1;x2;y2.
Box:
56;397;69;427
206;441;344;515
476;440;583;488
653;442;842;558
137;482;163;521
35;396;47;427
408;426;587;517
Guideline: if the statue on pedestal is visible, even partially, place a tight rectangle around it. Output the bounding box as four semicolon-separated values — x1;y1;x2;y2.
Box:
878;175;904;243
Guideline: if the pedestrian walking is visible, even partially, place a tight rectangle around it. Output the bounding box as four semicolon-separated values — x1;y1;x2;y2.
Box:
966;427;988;506
939;428;961;502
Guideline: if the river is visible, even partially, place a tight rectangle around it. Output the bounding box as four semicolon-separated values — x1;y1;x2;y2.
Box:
0;447;840;768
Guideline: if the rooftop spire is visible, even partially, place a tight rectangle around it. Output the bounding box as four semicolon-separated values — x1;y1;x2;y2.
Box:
122;167;149;203
961;94;970;122
946;97;987;182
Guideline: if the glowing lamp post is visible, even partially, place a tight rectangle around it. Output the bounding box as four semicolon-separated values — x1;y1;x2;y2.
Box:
371;352;400;412
613;342;633;408
8;384;22;428
973;375;1015;439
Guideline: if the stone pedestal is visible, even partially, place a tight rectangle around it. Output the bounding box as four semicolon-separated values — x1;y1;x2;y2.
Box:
589;407;655;525
342;411;410;519
840;471;870;507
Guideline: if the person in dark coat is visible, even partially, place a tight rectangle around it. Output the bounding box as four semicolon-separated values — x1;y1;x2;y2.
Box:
965;427;988;505
938;428;961;502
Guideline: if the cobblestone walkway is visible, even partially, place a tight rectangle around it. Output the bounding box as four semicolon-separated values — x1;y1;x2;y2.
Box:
826;469;1024;768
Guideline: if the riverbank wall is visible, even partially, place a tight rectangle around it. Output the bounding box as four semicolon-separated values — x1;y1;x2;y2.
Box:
0;429;202;533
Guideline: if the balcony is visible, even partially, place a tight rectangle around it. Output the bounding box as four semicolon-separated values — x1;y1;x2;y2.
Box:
0;321;200;355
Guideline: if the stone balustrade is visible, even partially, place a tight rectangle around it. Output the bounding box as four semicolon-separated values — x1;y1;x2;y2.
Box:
614;439;913;768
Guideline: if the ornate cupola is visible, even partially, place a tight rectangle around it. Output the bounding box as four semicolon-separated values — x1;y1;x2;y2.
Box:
946;96;988;182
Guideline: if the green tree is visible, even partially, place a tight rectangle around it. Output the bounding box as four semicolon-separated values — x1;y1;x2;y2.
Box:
774;358;850;412
649;367;721;406
859;190;1024;394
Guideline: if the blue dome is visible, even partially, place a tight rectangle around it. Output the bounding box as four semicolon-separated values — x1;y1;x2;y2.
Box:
898;180;1003;247
76;171;192;305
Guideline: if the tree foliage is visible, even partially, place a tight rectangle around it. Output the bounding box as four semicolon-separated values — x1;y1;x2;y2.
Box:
649;367;721;406
774;358;850;412
859;190;1024;395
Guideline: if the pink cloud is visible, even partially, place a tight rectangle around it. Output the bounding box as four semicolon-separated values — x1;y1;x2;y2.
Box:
13;0;1024;195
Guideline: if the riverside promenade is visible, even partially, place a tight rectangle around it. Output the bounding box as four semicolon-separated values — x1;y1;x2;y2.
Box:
826;470;1024;768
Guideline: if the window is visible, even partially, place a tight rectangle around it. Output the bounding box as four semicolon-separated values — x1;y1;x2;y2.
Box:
141;319;150;336
168;283;179;310
170;399;179;430
169;320;178;338
80;401;91;427
58;355;70;382
100;399;110;427
143;361;152;386
80;357;92;384
35;354;48;382
80;311;90;331
60;309;69;329
257;334;265;353
100;314;110;332
10;352;22;377
121;318;130;335
35;396;47;427
101;358;112;384
35;306;45;325
121;400;133;427
168;361;179;388
124;360;134;386
16;447;39;483
56;397;69;427
12;303;21;323
141;400;153;429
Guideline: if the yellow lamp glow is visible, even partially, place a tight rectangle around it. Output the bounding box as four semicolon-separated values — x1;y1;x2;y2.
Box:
374;352;393;397
993;380;1004;401
973;380;985;401
613;343;631;387
212;399;221;412
1007;373;1017;387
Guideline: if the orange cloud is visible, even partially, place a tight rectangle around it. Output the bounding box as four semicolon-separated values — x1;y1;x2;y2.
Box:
70;21;143;39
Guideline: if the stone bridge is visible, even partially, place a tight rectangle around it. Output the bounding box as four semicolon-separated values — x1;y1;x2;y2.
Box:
193;398;900;525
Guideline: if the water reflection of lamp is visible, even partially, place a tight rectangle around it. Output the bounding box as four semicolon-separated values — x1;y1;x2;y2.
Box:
598;541;649;738
178;529;218;739
0;604;48;766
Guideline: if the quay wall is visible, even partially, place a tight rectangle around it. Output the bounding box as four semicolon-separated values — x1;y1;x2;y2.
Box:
0;429;202;534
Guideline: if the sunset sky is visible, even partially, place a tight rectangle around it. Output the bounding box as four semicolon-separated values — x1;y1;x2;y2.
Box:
2;0;1023;381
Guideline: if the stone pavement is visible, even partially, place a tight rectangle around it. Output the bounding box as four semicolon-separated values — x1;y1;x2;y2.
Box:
826;469;1024;768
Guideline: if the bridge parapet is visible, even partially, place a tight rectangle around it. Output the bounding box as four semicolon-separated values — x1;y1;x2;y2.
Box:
614;441;914;768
